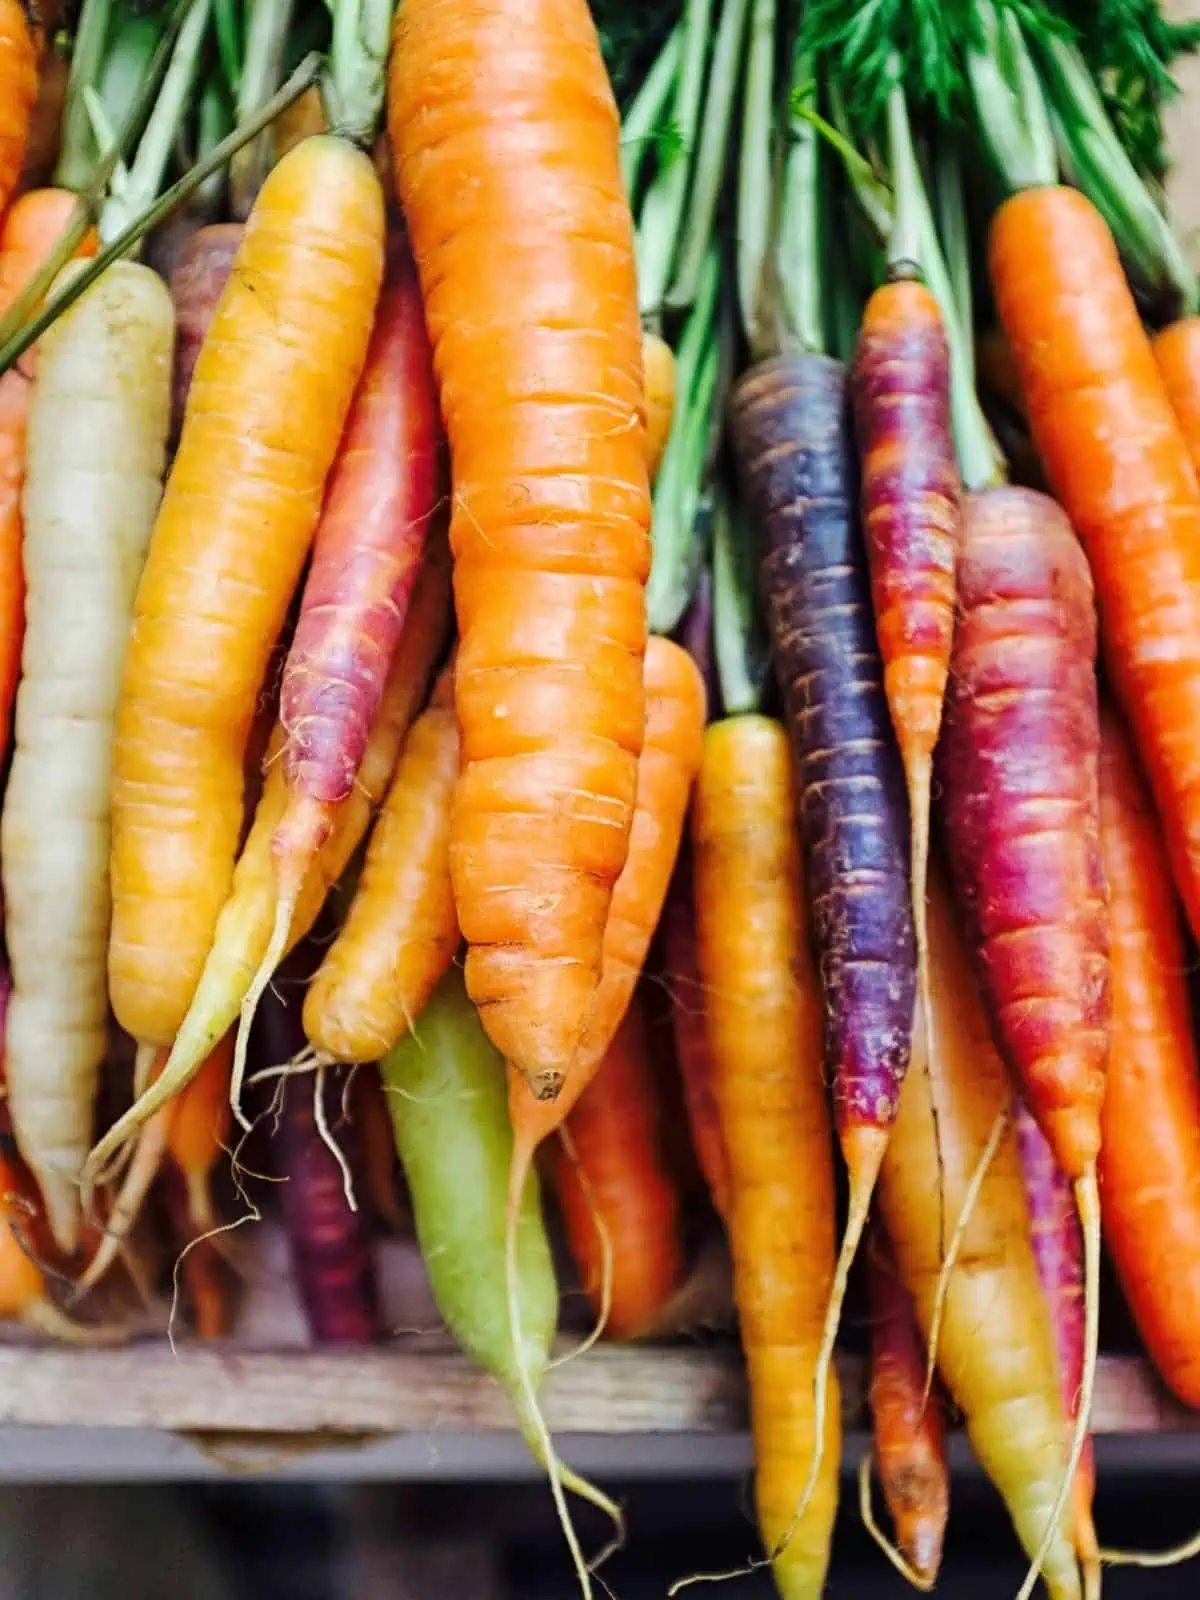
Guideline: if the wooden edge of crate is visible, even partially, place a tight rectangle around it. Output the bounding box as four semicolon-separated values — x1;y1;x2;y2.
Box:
0;1345;1190;1440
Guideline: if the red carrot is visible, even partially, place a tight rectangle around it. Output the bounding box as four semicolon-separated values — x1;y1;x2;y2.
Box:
1014;1102;1099;1599
936;484;1108;1600
234;234;442;1113
730;349;916;1527
167;223;243;438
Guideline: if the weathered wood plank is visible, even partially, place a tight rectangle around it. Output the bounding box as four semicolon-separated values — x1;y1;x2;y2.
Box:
0;1347;1188;1439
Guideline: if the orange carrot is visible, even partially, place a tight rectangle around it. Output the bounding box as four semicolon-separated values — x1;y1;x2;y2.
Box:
691;714;838;1598
107;137;385;1054
1153;318;1200;485
991;186;1200;943
1098;708;1200;1407
862;1222;947;1590
389;0;652;1101
643;327;676;483
0;1150;122;1342
550;994;685;1342
165;1033;233;1235
0;0;37;222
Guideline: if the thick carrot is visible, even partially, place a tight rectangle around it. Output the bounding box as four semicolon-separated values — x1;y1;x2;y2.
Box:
691;714;838;1599
3;260;173;1251
107;136;385;1054
259;948;379;1347
880;873;1080;1600
303;665;459;1065
936;483;1108;1600
730;349;915;1526
550;994;685;1342
1014;1101;1099;1598
0;0;37;221
381;966;620;1595
862;1222;947;1590
1098;708;1200;1407
990;186;1200;942
83;544;451;1193
661;844;730;1221
167;222;242;436
389;0;651;1101
0;1150;122;1343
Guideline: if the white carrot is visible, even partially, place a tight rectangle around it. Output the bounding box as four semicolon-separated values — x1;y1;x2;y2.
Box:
1;261;173;1251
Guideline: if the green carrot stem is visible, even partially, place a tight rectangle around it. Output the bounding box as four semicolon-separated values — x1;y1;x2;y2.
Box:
884;62;921;274
735;0;775;358
636;0;714;321
0;52;324;378
775;46;824;358
620;24;680;202
214;0;242;93
1034;31;1197;313
324;0;393;145
712;482;768;716
53;0;115;190
99;0;215;246
0;0;198;351
193;75;236;216
646;250;722;634
667;0;752;309
964;0;1056;192
229;0;298;217
95;10;167;143
930;139;973;389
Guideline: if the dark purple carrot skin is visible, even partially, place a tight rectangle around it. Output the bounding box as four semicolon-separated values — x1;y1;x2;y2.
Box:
167;223;243;441
729;352;916;1135
672;568;719;718
255;946;379;1347
934;486;1108;1181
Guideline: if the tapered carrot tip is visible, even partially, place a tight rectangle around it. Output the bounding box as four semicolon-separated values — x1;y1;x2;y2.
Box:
906;1511;945;1586
1043;1103;1102;1182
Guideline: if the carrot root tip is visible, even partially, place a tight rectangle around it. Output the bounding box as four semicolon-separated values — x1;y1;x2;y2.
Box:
857;1453;936;1593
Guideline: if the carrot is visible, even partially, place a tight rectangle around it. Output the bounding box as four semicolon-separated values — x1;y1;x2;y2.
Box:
861;1222;947;1591
990;186;1200;943
1153;317;1200;484
303;665;459;1066
1097;708;1200;1407
106;135;385;1056
83;543;451;1193
550;994;685;1342
351;1065;405;1233
381;965;621;1595
165;1032;233;1235
936;483;1108;1600
880;872;1080;1600
0;0;37;222
730;349;916;1529
1014;1100;1099;1599
167;222;242;437
260;946;379;1347
689;713;838;1598
643;327;676;482
2;259;173;1252
661;844;729;1221
389;0;652;1102
17;43;67;195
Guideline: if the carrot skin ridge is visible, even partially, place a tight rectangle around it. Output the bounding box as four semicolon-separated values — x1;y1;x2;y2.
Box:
1098;708;1200;1407
389;0;652;1100
990;186;1200;946
731;351;916;1139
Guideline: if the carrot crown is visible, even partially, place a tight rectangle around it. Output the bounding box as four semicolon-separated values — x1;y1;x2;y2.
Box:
323;0;393;146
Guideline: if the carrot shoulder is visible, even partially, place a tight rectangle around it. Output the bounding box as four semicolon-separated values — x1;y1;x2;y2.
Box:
388;0;651;1101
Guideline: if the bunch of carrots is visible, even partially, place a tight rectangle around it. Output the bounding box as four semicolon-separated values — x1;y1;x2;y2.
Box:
2;0;1200;1593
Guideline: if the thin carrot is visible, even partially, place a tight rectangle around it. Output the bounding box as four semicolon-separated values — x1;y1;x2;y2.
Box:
351;1066;405;1233
83;544;451;1193
862;1221;947;1591
1014;1100;1099;1600
881;871;1080;1600
550;994;685;1342
167;222;242;436
106;135;385;1056
643;327;676;482
936;482;1108;1600
0;0;38;221
389;0;652;1102
990;185;1200;943
1097;708;1200;1407
303;665;459;1065
1153;317;1200;484
165;1033;233;1235
688;713;838;1599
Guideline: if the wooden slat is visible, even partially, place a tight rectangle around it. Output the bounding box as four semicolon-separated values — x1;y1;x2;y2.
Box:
0;1346;1188;1439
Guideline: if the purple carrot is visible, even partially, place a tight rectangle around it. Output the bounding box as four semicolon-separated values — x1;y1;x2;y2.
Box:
167;223;243;442
672;566;720;716
730;349;916;1520
1014;1102;1100;1596
256;943;379;1346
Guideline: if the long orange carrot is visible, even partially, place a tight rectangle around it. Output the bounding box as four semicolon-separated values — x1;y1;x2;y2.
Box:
550;995;685;1342
0;0;37;222
991;186;1200;943
388;0;652;1102
107;136;385;1056
1153;318;1200;484
690;714;838;1598
1098;708;1200;1407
